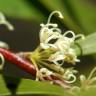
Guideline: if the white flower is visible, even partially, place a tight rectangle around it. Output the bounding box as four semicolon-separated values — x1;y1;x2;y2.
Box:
48;31;79;65
39;11;84;65
39;11;63;49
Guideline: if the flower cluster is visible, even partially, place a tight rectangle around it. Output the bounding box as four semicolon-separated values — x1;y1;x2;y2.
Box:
28;11;84;84
39;11;84;65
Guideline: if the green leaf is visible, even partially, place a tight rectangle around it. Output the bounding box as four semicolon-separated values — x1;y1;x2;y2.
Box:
75;32;96;56
17;79;65;96
40;0;96;35
0;0;44;21
68;0;96;34
0;75;10;95
0;75;72;96
81;87;96;96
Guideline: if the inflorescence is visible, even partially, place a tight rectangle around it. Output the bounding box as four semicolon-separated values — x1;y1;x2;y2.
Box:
28;11;84;83
0;11;96;91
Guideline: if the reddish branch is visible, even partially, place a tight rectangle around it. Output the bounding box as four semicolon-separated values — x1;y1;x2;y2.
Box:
0;48;36;76
0;48;70;88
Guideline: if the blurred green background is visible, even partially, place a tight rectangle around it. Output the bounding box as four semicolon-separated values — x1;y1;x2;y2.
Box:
0;0;96;96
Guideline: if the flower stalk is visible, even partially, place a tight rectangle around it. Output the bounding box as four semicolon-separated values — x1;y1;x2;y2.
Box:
0;48;36;76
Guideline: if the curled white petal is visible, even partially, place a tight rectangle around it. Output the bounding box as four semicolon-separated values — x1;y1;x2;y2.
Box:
40;68;53;76
0;12;14;31
50;28;61;33
63;31;75;39
63;69;77;83
40;43;50;49
40;24;60;44
64;74;76;83
40;23;58;28
0;53;5;70
0;41;9;49
75;34;85;40
46;23;58;27
49;51;65;65
40;27;49;43
55;38;70;51
45;33;61;43
3;21;14;31
40;25;62;49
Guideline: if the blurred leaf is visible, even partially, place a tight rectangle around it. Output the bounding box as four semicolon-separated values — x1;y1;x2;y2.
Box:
0;75;72;96
0;0;44;21
17;79;65;96
81;87;96;96
73;87;96;96
75;32;96;56
0;0;96;35
68;0;96;34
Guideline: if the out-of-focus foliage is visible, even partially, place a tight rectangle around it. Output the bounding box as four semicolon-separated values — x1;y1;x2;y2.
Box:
75;32;96;56
0;0;44;21
0;75;69;96
0;0;96;96
0;0;96;34
1;74;96;96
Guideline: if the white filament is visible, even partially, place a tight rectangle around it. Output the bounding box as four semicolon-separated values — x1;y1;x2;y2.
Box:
47;11;63;24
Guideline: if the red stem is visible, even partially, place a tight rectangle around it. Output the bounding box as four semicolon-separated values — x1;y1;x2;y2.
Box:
0;48;36;76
